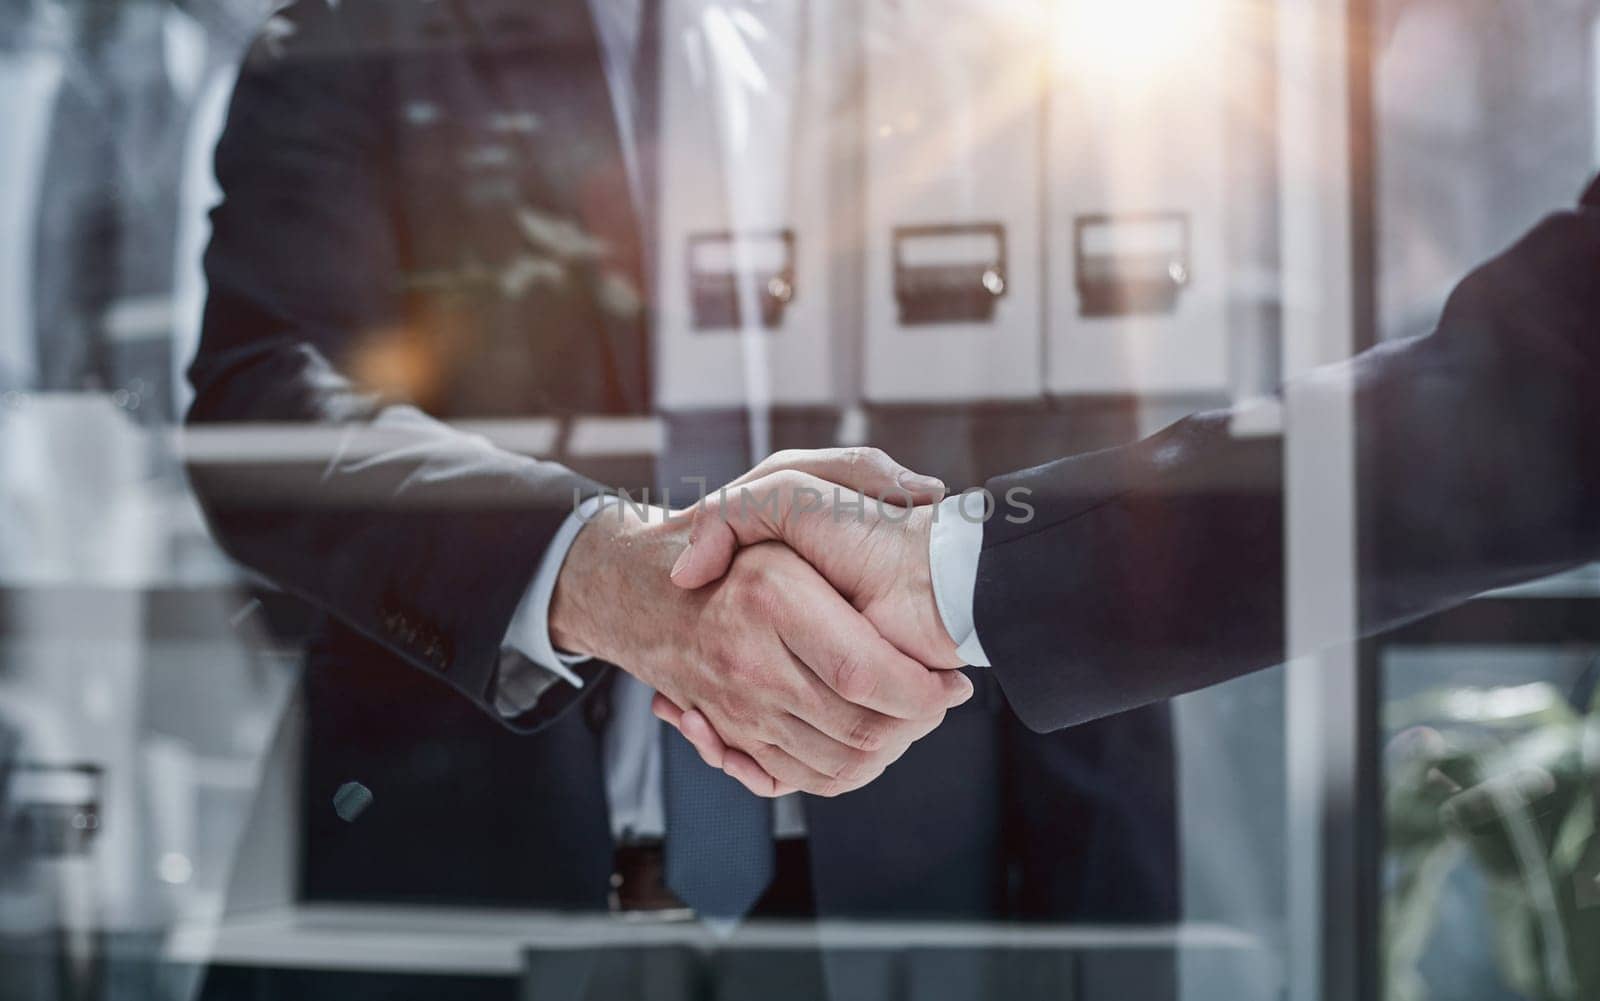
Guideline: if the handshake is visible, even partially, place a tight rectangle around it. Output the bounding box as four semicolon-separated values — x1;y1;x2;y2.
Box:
549;448;973;800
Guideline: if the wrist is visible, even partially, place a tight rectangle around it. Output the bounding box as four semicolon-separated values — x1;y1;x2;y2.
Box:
865;505;963;671
549;501;688;667
547;511;611;659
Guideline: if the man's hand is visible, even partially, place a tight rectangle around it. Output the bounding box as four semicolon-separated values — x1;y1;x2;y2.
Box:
653;470;964;791
549;450;971;798
671;470;960;669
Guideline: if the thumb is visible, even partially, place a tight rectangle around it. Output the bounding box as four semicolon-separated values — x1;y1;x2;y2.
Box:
670;448;943;592
731;447;945;506
669;471;818;589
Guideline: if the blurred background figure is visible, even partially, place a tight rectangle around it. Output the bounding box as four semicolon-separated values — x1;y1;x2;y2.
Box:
1;2;287;1001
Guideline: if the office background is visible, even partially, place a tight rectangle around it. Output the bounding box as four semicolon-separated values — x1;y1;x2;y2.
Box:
1;1;1597;1000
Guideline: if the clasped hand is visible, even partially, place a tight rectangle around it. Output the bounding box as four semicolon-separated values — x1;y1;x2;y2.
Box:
549;448;965;799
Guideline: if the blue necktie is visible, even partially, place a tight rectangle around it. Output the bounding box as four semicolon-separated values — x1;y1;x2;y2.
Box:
661;726;775;920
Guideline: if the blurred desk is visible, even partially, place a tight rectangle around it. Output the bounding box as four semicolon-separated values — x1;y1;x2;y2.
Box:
161;904;1280;1001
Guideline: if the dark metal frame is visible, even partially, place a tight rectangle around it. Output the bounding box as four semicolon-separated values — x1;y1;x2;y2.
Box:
1349;0;1382;995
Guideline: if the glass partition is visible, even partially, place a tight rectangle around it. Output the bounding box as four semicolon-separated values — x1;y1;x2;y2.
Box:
1372;2;1600;1000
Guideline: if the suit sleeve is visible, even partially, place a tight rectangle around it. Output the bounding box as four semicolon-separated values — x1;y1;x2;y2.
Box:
185;0;608;732
980;191;1600;732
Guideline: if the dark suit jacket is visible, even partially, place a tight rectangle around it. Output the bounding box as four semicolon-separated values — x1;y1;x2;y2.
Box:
188;0;1179;926
979;181;1600;733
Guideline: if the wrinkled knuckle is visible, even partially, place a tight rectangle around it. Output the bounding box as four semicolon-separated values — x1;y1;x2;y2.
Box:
735;578;781;620
769;468;808;495
731;577;761;609
734;679;772;712
688;501;716;533
918;684;953;717
843;446;871;476
880;717;919;748
751;752;790;793
833;748;874;784
817;776;852;799
743;706;783;742
832;650;878;705
846;713;888;753
723;557;757;586
857;446;891;471
724;552;764;585
707;644;742;677
720;684;755;725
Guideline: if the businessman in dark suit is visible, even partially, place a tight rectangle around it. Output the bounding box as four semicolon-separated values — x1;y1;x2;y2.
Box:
187;0;1179;959
662;179;1600;790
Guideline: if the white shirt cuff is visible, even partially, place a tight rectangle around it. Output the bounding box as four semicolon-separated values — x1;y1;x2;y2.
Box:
929;493;991;668
499;496;621;713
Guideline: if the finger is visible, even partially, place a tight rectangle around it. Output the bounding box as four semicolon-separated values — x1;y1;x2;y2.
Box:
786;675;949;757
733;446;945;504
683;702;842;797
676;707;730;770
764;712;891;786
771;645;954;756
657;707;726;770
685;704;824;797
653;699;736;774
651;692;686;726
729;743;887;799
670;471;821;590
721;749;799;799
688;634;922;783
741;739;858;798
777;572;973;719
772;708;942;781
763;624;963;753
671;446;945;590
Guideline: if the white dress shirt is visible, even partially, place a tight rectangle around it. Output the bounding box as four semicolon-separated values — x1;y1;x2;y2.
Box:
928;493;993;667
499;1;988;842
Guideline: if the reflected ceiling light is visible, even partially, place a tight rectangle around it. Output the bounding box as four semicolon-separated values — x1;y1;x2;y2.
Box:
1054;0;1220;83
